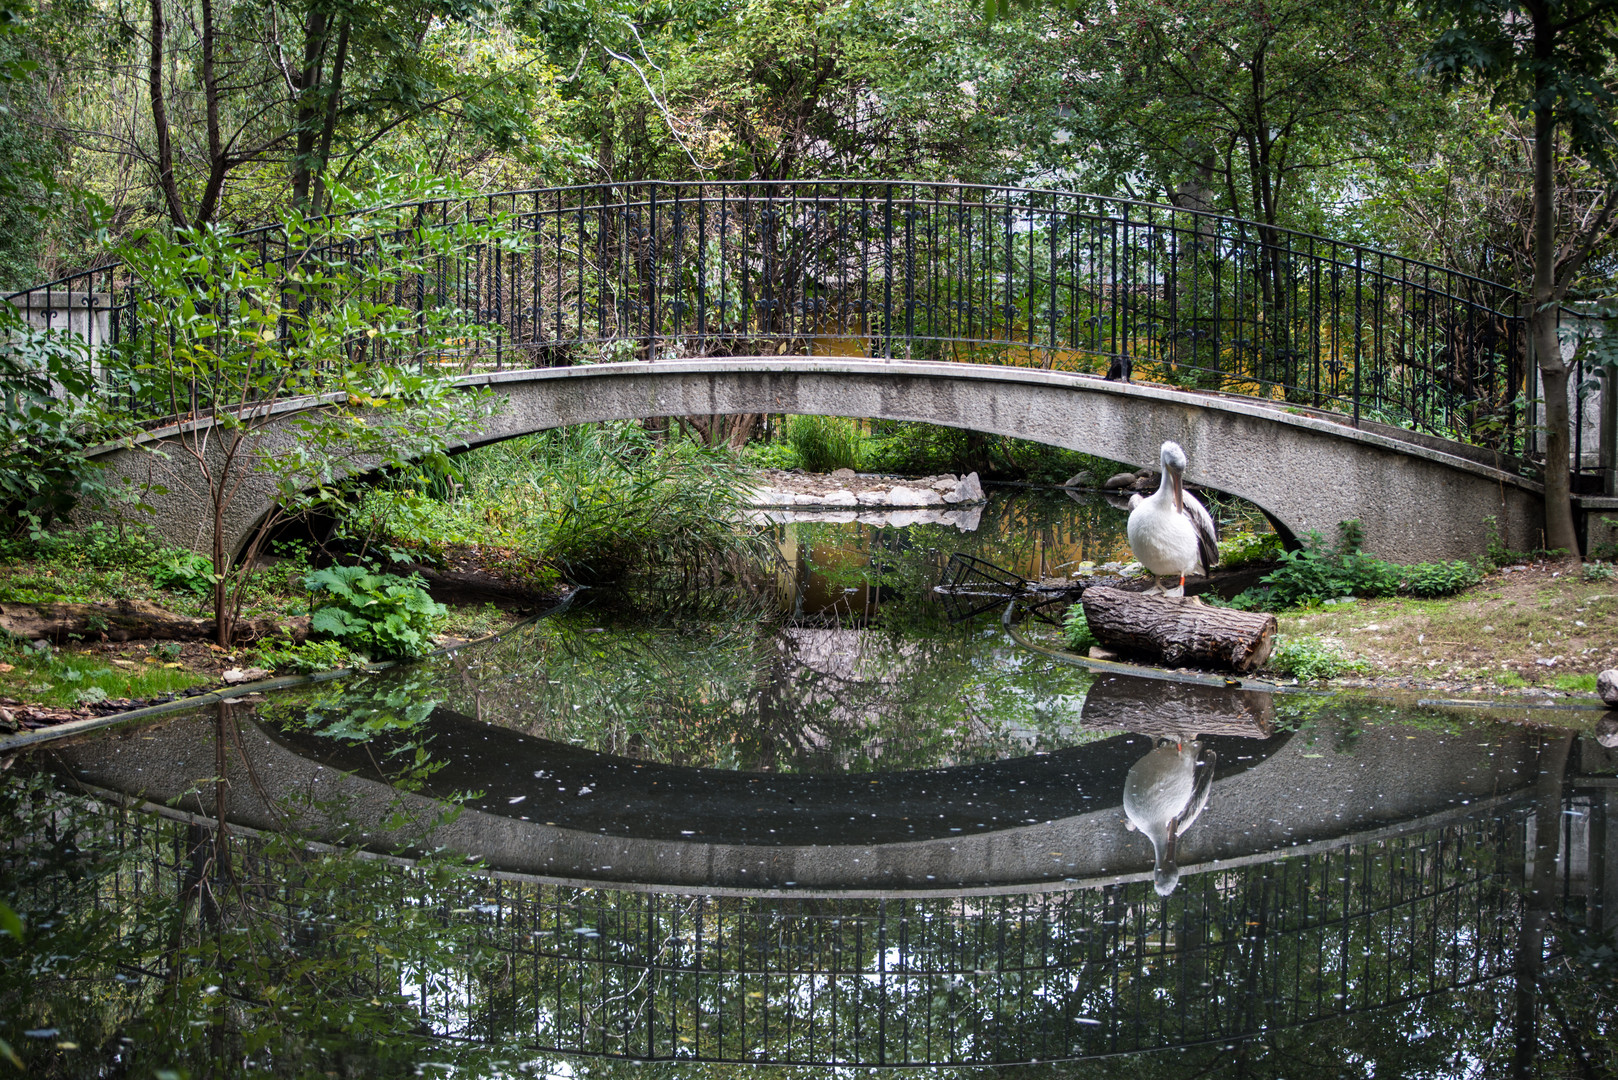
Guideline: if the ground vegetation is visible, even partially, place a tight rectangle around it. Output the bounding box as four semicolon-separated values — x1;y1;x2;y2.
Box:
349;421;770;589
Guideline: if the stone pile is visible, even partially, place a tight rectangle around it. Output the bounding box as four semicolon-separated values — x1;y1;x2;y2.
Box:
747;470;986;509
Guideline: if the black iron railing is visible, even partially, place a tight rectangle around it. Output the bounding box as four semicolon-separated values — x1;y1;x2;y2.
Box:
5;182;1528;451
6;794;1523;1068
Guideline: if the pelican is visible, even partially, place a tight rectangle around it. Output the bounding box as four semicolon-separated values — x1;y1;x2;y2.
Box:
1126;441;1218;596
1123;740;1216;896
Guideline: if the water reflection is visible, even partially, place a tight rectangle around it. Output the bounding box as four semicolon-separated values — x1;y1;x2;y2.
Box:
5;742;1614;1074
3;489;1615;1075
1123;740;1214;896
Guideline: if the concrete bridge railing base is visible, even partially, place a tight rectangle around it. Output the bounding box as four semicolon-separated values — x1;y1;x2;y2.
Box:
89;358;1545;564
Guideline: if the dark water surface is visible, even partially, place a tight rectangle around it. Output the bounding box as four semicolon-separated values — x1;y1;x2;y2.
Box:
3;491;1614;1077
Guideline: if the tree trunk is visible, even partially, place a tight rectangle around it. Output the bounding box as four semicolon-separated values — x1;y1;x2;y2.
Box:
1080;587;1277;672
0;600;307;644
1538;355;1581;557
1531;87;1581;559
1512;733;1573;1079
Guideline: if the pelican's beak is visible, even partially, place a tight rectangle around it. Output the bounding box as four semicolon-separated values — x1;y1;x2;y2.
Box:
1170;468;1184;514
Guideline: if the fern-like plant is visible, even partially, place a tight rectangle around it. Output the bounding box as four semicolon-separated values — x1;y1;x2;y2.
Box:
305;566;446;660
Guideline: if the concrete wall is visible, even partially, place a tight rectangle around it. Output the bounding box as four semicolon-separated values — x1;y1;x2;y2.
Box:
87;358;1546;563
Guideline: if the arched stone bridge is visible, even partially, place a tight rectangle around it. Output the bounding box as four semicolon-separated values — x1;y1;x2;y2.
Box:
97;356;1542;563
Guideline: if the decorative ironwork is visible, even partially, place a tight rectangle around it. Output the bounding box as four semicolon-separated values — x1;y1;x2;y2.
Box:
7;181;1528;452
13;798;1522;1067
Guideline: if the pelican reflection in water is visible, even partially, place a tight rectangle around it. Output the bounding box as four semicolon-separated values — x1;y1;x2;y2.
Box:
1124;739;1216;896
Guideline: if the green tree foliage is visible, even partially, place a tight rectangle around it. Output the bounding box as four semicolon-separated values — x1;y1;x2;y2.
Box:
0;307;117;535
1419;0;1618;560
527;0;1017;183
13;0;550;243
999;0;1436;234
108;190;508;643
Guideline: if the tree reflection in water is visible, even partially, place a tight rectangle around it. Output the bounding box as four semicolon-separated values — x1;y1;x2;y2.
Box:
4;720;1614;1076
3;489;1614;1075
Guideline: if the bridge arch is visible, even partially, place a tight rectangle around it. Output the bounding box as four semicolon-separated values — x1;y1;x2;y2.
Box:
96;357;1542;563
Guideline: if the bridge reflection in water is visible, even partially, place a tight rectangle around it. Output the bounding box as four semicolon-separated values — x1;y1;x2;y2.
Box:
25;685;1609;1070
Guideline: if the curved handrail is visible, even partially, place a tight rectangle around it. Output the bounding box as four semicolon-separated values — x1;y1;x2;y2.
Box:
4;180;1530;453
6;180;1522;303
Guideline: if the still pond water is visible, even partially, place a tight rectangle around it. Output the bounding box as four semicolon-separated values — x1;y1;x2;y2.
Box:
3;491;1613;1077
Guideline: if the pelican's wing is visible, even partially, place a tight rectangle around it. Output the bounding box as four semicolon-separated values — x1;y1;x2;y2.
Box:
1183;492;1219;571
1175;748;1217;835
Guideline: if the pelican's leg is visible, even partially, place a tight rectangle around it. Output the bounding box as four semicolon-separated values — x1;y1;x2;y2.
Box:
1144;574;1164;595
1164;575;1185;598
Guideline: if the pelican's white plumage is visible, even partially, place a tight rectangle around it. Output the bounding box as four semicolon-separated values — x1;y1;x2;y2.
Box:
1126;441;1219;595
1123;740;1216;896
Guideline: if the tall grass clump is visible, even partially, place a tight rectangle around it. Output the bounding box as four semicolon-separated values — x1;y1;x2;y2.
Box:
351;422;768;588
785;415;862;473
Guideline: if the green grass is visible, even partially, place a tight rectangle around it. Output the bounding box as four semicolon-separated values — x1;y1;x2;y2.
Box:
0;641;206;708
1495;671;1599;693
1267;635;1365;681
440;602;521;640
0;524;315;621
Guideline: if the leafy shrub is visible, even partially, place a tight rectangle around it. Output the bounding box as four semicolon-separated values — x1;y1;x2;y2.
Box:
1401;560;1484;597
785;414;862;473
1268;635;1359;680
0;522;162;570
741;439;799;470
1258;543;1347;607
0;307;118;536
305;566;446;660
1483;514;1564;566
249;637;359;675
152;551;216;597
1584;561;1616;582
1217;530;1283;569
1061;603;1097;652
1255;521;1481;608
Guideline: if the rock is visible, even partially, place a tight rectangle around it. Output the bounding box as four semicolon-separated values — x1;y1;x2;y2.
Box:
1065;472;1095;488
887;485;943;507
830;468;857;480
1599;668;1618;706
820;490;858;507
1136;468;1159;479
1598;716;1618;749
1129;475;1154;491
856;490;887;506
928;477;958;492
1087;645;1120;661
222;667;272;685
951;472;985;504
1103;472;1137;490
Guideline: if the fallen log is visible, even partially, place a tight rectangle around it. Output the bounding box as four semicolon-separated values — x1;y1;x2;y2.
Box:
0;600;308;645
1080;587;1276;673
1079;673;1275;739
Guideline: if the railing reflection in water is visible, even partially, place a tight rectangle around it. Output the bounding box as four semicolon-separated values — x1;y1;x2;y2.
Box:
53;801;1523;1067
